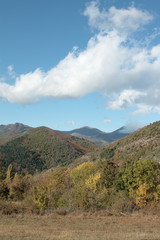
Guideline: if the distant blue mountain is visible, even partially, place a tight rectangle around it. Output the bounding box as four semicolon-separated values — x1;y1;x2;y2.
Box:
61;126;130;145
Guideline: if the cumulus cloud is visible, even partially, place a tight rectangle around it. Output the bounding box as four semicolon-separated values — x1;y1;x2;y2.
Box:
0;1;160;115
8;65;16;79
132;104;154;115
67;120;76;126
83;1;152;34
108;90;146;109
104;119;111;123
120;121;146;133
0;77;6;82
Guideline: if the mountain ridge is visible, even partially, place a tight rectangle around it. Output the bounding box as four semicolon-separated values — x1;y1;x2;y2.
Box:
0;123;32;145
0;125;98;174
0;123;133;146
1;121;160;174
61;126;130;145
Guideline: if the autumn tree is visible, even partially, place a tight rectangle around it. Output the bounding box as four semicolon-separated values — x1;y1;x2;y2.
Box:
30;167;71;211
9;173;32;200
70;162;103;210
119;158;160;203
97;158;118;189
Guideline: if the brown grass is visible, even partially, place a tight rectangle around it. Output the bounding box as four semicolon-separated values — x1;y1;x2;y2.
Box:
0;211;160;240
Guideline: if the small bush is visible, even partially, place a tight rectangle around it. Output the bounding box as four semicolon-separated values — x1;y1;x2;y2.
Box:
0;180;9;199
0;201;24;215
108;191;137;214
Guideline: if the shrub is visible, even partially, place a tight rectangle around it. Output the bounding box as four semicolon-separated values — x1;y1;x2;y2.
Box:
0;180;9;199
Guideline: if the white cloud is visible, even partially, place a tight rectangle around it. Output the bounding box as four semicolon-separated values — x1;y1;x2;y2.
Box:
8;65;16;79
108;90;146;109
0;2;160;116
83;1;153;34
120;121;146;133
132;104;154;115
0;77;6;82
104;119;111;123
67;120;76;126
8;65;13;72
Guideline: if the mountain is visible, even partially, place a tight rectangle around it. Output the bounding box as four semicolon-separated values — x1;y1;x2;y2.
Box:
0;126;98;174
0;123;133;146
61;126;129;145
99;120;160;163
0;123;31;145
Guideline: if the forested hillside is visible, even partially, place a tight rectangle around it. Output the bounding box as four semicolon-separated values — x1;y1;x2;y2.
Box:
0;126;98;174
100;121;160;163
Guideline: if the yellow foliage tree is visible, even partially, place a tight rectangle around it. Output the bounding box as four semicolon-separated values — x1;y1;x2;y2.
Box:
31;185;49;211
6;164;14;183
71;162;97;186
30;168;71;211
70;162;101;210
85;172;101;193
136;184;147;208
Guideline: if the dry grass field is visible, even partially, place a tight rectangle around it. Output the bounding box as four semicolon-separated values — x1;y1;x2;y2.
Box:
0;211;160;240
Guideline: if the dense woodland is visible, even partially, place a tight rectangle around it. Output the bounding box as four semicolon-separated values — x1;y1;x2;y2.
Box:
1;121;160;214
0;157;160;214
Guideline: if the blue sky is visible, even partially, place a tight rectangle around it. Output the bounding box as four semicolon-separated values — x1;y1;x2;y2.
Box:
0;0;160;132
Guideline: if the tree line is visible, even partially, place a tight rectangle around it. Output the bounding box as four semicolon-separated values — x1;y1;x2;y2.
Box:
0;156;160;214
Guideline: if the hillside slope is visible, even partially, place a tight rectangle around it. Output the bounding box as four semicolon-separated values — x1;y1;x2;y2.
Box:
0;123;31;145
100;121;160;163
0;126;98;174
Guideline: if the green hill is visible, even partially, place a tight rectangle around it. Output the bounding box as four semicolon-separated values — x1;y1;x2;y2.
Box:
0;126;98;174
2;121;160;175
100;121;160;163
